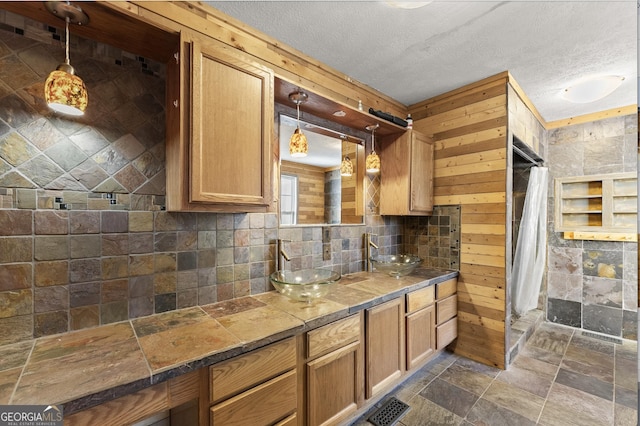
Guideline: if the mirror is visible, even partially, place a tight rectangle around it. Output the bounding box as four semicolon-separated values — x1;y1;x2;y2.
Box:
278;114;365;226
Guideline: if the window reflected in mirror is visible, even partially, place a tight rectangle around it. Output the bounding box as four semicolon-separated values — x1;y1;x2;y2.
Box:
278;114;365;226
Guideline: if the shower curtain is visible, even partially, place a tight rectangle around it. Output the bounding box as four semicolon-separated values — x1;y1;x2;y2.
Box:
512;166;549;317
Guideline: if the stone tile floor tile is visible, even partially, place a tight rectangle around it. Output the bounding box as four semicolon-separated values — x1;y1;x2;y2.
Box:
349;322;637;426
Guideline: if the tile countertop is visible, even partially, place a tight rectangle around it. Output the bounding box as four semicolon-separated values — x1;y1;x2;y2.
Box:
0;267;457;415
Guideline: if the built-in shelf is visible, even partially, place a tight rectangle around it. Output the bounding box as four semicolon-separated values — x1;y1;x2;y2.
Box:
555;172;637;241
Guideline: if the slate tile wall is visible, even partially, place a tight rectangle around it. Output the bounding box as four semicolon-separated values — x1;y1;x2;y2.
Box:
546;115;638;340
0;13;413;345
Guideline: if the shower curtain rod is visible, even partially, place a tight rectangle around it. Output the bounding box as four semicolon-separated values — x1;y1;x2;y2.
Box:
513;144;543;167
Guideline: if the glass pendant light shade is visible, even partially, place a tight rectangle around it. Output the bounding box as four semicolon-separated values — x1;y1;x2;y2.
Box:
45;65;88;116
340;156;353;176
43;2;89;116
288;91;308;157
365;123;380;174
366;152;380;174
289;128;308;157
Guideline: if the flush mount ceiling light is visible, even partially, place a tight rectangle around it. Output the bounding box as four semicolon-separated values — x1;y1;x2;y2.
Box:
365;123;380;174
289;90;308;157
562;75;625;104
44;0;90;116
385;1;433;9
340;156;353;177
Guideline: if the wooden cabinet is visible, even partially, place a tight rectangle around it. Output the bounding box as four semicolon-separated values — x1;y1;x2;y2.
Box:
209;337;297;426
435;278;458;349
405;286;436;370
379;130;434;215
365;298;404;399
166;32;275;212
554;172;637;241
304;313;363;426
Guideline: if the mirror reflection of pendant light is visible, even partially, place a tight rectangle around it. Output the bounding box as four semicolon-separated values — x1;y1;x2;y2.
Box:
340;156;353;176
43;1;89;116
365;124;380;174
289;91;309;157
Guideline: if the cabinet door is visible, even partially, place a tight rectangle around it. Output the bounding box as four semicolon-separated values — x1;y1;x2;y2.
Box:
409;131;434;213
307;341;361;426
365;298;404;399
406;304;436;370
191;39;273;206
167;32;274;212
379;131;434;215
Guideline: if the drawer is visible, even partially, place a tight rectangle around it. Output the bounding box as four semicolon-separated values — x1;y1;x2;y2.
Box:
210;337;296;403
275;413;297;426
436;278;457;300
406;286;435;313
307;314;360;359
436;294;457;324
210;369;297;426
437;317;457;349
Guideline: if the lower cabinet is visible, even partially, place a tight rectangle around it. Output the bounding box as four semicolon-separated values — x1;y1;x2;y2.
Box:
405;286;436;370
365;298;405;399
209;337;297;426
303;313;363;426
436;278;458;349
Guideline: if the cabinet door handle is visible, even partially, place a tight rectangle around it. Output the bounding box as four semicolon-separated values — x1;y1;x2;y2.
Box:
173;100;179;108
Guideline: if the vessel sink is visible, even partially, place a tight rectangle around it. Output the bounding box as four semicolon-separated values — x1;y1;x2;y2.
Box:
370;254;422;278
270;269;341;302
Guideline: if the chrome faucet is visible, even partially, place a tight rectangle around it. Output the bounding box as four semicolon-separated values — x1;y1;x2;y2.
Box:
364;233;378;272
277;239;291;271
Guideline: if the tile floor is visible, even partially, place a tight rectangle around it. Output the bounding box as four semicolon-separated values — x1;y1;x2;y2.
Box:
350;322;638;426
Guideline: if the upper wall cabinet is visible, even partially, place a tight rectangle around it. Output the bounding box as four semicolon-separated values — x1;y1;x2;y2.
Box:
166;32;275;212
379;130;434;215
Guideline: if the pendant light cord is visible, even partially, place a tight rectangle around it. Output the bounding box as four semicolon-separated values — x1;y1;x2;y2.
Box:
64;16;70;65
296;102;301;130
371;129;376;152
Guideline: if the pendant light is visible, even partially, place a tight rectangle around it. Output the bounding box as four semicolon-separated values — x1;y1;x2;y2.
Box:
289;91;308;157
365;124;380;174
340;156;353;177
43;1;89;116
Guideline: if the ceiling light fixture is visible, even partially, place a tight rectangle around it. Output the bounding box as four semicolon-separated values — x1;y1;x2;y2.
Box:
44;1;90;116
289;90;308;157
340;156;353;177
385;1;433;9
562;75;625;104
365;124;380;174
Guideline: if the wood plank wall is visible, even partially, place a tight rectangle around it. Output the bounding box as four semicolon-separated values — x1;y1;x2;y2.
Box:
281;161;326;224
410;74;509;369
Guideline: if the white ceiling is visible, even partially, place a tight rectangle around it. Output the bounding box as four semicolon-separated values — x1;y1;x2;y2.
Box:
207;0;637;123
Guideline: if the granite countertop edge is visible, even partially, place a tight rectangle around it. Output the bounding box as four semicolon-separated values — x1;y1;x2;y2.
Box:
6;268;458;415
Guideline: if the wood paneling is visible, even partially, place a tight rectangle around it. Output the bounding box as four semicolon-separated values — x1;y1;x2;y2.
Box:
281;161;325;224
411;74;508;369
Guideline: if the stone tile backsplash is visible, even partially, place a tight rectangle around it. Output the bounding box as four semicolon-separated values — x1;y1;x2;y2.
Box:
0;14;424;345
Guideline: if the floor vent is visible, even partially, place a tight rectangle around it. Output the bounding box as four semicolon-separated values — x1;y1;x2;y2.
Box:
368;397;410;426
582;331;623;344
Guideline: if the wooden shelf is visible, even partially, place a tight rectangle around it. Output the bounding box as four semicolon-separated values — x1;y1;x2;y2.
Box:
555;173;637;239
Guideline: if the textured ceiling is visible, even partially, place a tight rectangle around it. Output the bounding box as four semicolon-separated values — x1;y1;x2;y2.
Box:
207;0;637;123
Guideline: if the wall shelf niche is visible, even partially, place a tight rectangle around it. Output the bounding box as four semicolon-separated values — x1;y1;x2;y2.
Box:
555;172;637;241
